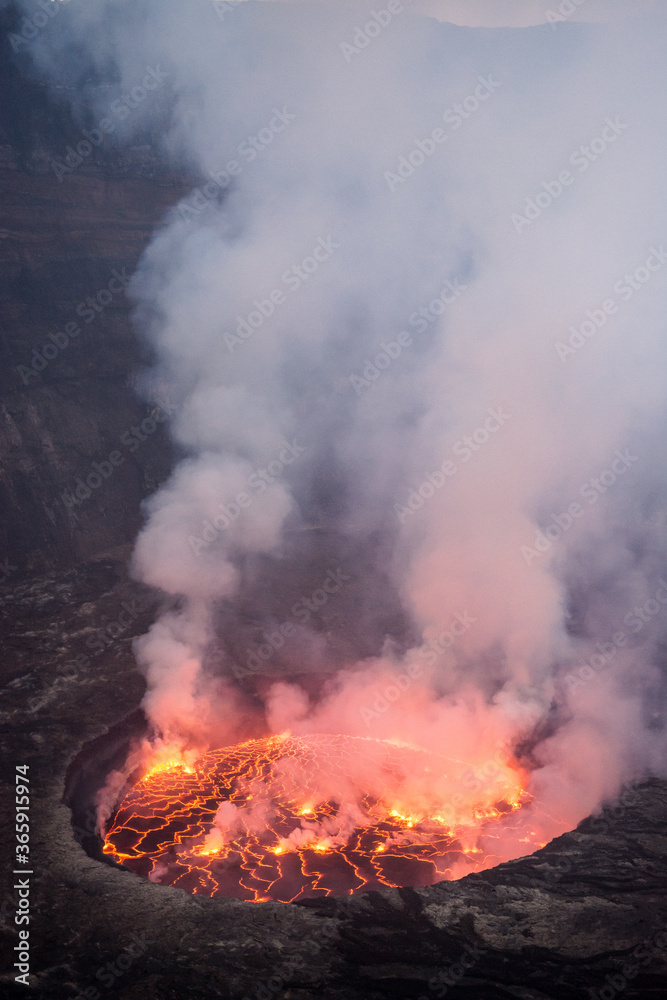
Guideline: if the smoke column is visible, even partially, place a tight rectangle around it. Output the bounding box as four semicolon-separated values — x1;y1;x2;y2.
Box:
19;0;667;848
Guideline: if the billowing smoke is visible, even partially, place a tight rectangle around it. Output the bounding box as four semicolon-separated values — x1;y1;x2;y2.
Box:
19;0;667;853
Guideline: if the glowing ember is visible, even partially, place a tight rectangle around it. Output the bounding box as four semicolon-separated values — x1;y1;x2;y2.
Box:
103;733;532;902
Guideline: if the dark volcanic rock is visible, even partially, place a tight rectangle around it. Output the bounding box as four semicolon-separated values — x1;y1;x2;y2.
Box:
1;557;666;1000
0;5;187;580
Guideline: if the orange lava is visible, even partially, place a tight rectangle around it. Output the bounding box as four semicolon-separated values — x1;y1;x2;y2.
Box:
103;733;532;902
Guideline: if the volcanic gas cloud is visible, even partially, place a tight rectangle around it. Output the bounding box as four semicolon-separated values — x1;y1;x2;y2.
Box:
104;733;538;901
22;0;667;899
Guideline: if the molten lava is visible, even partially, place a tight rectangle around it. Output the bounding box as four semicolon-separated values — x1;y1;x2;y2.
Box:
103;733;534;902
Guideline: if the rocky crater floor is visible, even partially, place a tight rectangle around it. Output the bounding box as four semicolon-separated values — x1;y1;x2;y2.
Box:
1;557;667;1000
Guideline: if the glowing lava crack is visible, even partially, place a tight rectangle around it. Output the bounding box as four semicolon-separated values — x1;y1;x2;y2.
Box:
103;734;531;902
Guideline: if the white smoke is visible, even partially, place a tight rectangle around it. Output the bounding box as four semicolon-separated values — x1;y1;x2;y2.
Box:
20;0;667;835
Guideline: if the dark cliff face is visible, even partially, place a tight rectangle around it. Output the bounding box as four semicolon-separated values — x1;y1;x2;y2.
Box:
0;6;186;579
0;29;411;665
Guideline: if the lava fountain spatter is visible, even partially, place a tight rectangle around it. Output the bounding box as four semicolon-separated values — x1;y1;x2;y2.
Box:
103;734;534;902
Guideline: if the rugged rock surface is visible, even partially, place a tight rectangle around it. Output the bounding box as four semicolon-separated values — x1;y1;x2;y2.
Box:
0;5;185;579
1;558;666;1000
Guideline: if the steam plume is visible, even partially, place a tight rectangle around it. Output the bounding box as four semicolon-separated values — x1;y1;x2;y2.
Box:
20;0;667;848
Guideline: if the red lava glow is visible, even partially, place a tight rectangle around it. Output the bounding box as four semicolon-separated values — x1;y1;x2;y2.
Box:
103;733;535;902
